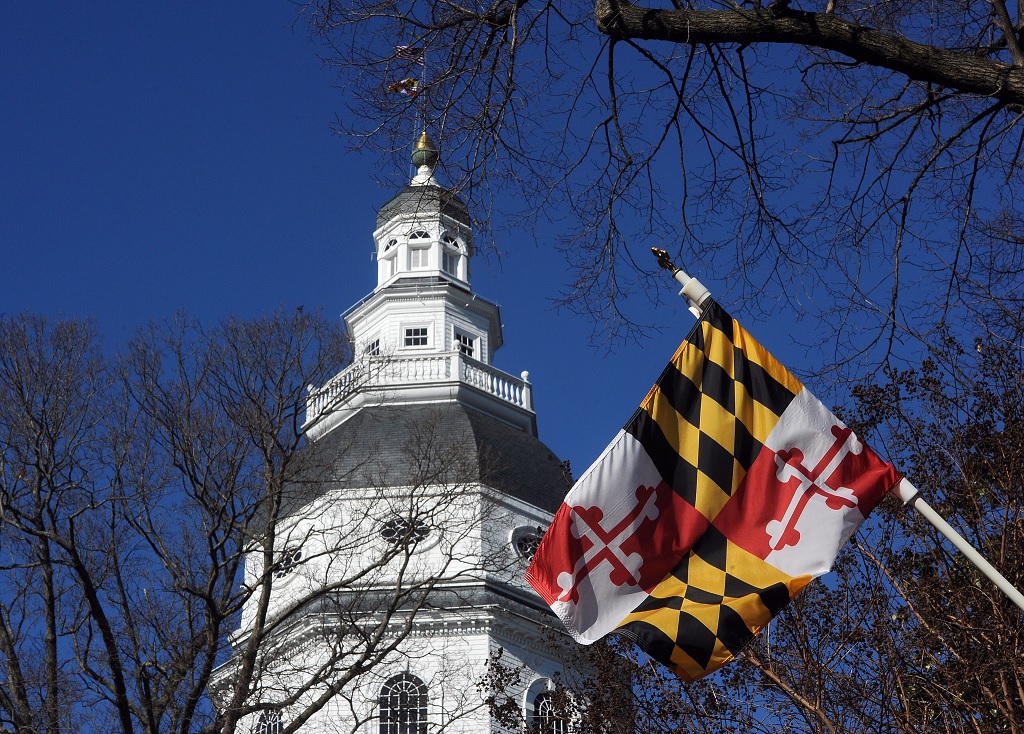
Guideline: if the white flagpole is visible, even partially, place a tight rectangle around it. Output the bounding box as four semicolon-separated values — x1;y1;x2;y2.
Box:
651;248;1024;613
893;478;1024;612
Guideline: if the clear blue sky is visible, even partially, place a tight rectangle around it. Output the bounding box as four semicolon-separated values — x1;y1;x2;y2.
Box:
1;2;780;472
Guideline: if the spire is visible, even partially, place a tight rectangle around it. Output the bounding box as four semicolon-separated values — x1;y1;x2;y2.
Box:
411;130;439;186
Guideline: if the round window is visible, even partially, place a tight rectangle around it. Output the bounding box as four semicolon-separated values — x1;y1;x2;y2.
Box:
273;546;303;579
511;526;543;563
380;516;431;546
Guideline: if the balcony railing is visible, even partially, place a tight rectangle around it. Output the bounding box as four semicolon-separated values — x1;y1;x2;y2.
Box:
304;350;532;429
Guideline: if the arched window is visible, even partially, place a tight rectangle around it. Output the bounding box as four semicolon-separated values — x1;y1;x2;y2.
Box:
256;710;283;734
379;673;428;734
440;233;463;277
532;691;567;734
381;238;399;278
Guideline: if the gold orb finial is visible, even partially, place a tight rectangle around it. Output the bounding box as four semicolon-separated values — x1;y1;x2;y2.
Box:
411;131;439;169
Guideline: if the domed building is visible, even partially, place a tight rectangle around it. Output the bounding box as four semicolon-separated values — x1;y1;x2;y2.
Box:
216;133;575;733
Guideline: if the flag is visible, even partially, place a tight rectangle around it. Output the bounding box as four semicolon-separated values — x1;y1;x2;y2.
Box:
394;45;425;66
526;300;901;682
386;78;419;97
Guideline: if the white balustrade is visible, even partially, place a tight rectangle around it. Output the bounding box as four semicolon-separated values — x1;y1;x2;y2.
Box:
305;351;533;427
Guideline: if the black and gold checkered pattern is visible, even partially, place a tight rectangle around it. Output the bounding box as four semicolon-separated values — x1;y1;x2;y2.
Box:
620;528;811;681
617;300;806;681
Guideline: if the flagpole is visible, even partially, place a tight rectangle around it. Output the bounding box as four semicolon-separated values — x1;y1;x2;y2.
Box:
651;248;711;317
893;478;1024;612
418;48;426;136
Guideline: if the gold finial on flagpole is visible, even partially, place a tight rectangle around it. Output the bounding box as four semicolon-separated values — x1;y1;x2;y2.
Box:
650;246;711;317
651;247;678;273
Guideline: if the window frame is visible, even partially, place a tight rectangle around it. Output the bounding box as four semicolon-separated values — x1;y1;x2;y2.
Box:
403;326;430;349
409;246;430;270
272;546;303;580
441;250;459;276
532;691;568;734
440;233;464;278
453;329;476;359
511;526;542;564
380;238;399;279
257;710;284;734
379;672;428;734
380;516;431;547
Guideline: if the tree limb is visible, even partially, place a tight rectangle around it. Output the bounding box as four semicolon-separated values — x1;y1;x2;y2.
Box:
595;1;1024;105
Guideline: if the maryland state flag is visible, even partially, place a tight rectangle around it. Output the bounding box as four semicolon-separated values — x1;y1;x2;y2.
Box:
526;301;901;681
386;78;419;97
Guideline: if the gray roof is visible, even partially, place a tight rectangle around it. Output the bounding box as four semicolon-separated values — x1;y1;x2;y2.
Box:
285;403;568;515
376;184;470;229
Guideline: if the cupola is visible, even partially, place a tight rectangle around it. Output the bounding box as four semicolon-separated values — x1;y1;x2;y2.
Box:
304;132;533;440
372;132;472;288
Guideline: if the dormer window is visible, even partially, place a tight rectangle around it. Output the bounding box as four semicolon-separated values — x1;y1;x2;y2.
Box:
365;338;381;356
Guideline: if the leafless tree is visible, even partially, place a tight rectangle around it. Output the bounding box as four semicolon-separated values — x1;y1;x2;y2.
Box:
0;315;119;734
839;309;1024;732
0;310;528;734
299;0;1024;365
717;320;1024;733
